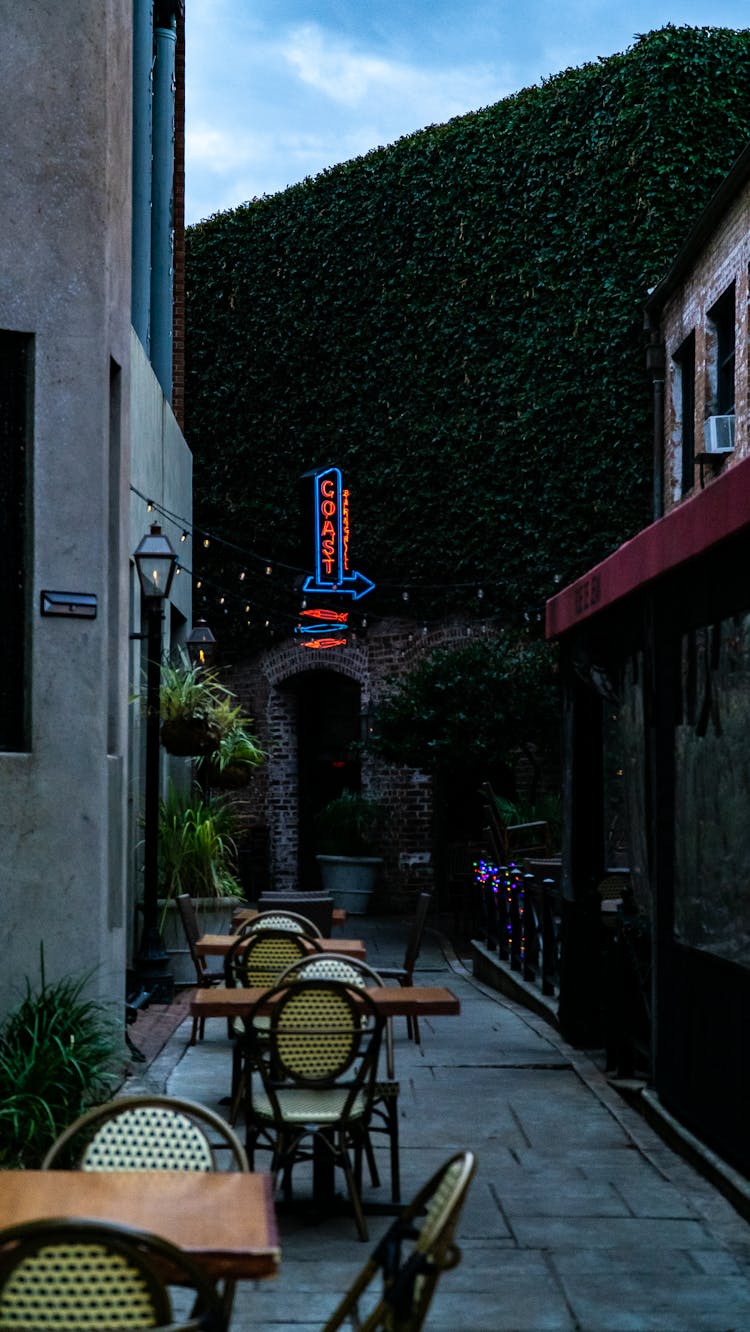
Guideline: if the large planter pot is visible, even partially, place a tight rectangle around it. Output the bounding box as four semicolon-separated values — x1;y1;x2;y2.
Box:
158;895;244;985
315;856;383;915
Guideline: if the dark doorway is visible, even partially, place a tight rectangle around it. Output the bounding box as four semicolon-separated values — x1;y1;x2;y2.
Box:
295;671;362;887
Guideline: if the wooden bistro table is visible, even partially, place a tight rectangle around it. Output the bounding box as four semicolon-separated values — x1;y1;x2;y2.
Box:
190;984;460;1024
195;934;367;962
0;1170;280;1284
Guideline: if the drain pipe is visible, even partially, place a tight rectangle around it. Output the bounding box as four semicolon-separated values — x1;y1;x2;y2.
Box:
645;314;666;520
132;0;153;352
150;9;177;400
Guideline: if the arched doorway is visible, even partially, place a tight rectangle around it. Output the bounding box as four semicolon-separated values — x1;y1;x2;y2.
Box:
294;670;362;887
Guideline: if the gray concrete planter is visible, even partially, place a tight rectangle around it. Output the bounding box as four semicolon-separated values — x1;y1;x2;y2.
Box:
315;856;382;914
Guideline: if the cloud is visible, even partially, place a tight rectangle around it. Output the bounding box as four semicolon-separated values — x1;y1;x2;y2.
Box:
280;22;504;121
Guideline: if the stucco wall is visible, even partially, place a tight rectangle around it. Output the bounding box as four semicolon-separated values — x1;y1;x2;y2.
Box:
0;2;134;1015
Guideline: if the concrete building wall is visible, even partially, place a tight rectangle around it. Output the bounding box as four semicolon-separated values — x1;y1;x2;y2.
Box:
660;181;750;511
0;4;192;1016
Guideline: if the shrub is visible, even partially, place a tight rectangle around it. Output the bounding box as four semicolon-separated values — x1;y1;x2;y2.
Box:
0;957;119;1168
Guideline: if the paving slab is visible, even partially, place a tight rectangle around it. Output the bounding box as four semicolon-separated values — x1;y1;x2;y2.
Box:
142;913;750;1331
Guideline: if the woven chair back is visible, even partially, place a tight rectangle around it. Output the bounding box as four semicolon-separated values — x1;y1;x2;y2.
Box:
227;929;317;991
270;982;362;1083
0;1218;225;1331
244;909;323;937
41;1095;248;1172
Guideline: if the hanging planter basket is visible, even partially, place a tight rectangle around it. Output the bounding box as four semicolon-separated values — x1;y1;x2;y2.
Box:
202;761;252;789
160;717;220;757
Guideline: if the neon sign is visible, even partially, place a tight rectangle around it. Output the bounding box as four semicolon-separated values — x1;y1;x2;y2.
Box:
303;466;374;600
300;636;348;650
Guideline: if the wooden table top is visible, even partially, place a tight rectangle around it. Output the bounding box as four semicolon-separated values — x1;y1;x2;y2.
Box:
196;934;366;961
0;1171;280;1282
190;984;461;1020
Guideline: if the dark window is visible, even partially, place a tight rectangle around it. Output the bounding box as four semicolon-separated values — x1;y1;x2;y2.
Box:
708;285;735;415
0;332;31;750
674;332;695;497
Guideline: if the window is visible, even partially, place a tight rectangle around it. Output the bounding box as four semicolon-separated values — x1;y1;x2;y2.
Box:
0;331;32;750
707;284;735;416
674;331;695;497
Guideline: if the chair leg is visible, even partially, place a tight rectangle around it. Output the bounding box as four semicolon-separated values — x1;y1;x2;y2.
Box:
386;1096;400;1204
340;1135;368;1241
363;1130;380;1189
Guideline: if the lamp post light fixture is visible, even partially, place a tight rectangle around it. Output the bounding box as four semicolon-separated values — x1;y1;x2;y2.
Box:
132;523;177;1001
186;617;217;669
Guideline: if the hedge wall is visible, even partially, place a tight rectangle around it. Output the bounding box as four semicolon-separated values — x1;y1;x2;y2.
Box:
185;25;750;648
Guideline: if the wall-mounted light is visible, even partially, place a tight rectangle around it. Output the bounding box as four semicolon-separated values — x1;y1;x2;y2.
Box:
186;618;217;669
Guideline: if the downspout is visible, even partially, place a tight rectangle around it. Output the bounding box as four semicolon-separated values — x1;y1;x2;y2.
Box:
150;11;177;400
645;315;666;520
131;0;153;351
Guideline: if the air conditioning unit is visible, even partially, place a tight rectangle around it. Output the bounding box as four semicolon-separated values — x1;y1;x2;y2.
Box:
703;414;735;455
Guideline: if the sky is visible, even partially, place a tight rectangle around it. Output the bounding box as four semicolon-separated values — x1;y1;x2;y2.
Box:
185;1;750;225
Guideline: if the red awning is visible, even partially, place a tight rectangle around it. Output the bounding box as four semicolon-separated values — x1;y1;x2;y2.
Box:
546;452;750;638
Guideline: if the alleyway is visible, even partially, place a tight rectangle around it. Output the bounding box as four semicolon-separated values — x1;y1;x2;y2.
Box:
126;917;750;1331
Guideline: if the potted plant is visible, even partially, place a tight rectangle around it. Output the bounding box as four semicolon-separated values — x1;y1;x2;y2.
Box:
314;790;384;914
157;782;244;981
197;698;265;789
159;653;228;756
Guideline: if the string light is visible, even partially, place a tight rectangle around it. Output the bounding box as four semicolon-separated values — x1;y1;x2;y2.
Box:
203;538;210;548
180;530;188;543
147;499;154;512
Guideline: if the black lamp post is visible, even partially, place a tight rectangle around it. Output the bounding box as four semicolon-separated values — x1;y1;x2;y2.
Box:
186;617;217;669
132;523;177;1001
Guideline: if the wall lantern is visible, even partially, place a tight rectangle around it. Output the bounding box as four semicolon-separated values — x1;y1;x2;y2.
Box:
186;617;217;669
133;523;178;600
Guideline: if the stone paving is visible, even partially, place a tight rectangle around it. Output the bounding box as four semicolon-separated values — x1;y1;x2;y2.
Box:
127;916;750;1331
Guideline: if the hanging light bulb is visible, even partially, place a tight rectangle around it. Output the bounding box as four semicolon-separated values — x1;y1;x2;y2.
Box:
265;564;273;576
239;569;246;580
203;538;210;548
180;530;188;543
196;579;202;590
146;499;154;512
477;586;484;600
402;589;409;602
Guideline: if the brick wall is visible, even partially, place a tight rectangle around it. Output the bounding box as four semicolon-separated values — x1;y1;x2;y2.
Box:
223;617;496;909
661;181;750;511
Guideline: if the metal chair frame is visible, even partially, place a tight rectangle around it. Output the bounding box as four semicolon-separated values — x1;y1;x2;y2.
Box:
276;952;400;1202
377;892;432;1044
244;977;385;1240
175;894;226;1044
322;1150;476;1332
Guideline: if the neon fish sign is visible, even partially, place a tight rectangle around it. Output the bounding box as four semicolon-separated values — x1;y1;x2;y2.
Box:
303;466;374;600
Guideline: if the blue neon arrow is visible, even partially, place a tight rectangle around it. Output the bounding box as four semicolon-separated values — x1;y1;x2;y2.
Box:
303;570;375;600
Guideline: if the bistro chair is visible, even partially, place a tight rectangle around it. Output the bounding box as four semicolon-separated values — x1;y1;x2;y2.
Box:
377;892;432;1044
258;892;335;935
41;1094;248;1173
0;1217;226;1331
224;929;322;1123
175;894;226;1044
277;952;401;1202
322;1150;476;1332
244;976;385;1240
237;908;324;938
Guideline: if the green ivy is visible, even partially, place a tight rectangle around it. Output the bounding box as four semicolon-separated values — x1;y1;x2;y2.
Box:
185;26;750;647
